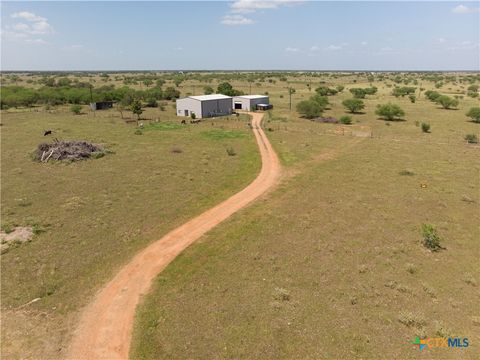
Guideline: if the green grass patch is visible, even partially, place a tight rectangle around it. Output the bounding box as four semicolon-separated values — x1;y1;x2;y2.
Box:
145;122;183;131
200;129;246;140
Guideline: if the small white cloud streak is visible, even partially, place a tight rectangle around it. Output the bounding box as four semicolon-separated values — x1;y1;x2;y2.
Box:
452;4;479;14
221;14;254;25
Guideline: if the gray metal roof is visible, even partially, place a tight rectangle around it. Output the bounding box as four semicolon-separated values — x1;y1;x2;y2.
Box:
188;94;232;101
235;95;268;99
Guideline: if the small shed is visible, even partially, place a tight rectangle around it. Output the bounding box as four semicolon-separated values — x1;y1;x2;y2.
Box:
176;94;233;119
233;95;270;111
90;101;115;111
257;103;273;111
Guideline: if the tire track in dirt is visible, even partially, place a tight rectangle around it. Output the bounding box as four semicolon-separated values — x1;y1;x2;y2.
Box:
67;112;280;359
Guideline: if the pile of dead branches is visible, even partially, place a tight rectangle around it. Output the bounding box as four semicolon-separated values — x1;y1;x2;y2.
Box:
34;139;107;162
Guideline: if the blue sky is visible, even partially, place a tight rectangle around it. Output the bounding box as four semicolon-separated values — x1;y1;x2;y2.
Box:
1;1;479;70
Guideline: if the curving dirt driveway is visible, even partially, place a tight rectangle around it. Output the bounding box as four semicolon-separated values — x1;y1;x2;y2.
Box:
67;112;281;359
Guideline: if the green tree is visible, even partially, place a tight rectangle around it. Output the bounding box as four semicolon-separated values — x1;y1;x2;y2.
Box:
296;100;324;119
466;107;480;123
342;98;365;113
349;88;366;98
163;87;180;100
311;94;329;110
203;86;214;95
375;103;405;121
131;99;143;126
425;90;441;102
315;86;337;96
436;95;459;109
217;82;242;96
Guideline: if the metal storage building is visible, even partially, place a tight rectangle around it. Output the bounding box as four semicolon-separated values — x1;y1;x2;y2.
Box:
176;94;233;119
233;95;270;111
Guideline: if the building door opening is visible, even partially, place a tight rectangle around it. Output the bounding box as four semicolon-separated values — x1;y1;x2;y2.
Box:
184;110;189;116
234;102;242;110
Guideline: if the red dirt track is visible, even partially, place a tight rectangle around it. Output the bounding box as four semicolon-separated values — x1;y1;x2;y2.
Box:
67;112;281;359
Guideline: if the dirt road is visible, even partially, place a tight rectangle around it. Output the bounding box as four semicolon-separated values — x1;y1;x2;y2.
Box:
67;112;281;359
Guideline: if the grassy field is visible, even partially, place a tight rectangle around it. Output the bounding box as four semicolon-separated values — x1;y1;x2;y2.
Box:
130;75;479;359
0;105;260;359
1;71;479;359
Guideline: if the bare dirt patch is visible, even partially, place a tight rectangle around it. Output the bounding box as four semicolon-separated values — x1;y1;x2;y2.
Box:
0;227;34;253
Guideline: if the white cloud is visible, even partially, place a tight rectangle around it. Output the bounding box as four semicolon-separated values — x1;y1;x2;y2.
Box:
436;37;446;44
360;41;368;46
2;11;54;44
452;4;479;14
25;38;50;45
230;0;302;14
12;23;30;32
221;14;254;25
447;40;479;50
310;45;319;51
285;47;299;52
11;11;46;22
222;0;303;25
326;44;342;51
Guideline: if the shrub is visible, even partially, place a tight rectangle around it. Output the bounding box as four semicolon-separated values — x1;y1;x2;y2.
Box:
190;112;196;120
145;97;157;107
421;122;430;133
409;94;416;103
375;103;405;121
203;86;214;95
134;129;143;135
340;115;352;125
226;147;236;156
399;169;415;176
342;98;365;113
392;86;416;97
349;88;366;98
425;90;441;102
464;134;478;144
421;224;442;251
466;107;480;123
296;100;324;119
436;95;459;109
315;86;337;96
70;104;82;115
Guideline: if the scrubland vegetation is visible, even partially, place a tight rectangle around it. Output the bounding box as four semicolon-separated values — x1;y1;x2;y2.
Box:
1;70;479;359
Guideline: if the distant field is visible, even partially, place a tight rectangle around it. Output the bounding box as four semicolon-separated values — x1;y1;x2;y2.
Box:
1;71;479;359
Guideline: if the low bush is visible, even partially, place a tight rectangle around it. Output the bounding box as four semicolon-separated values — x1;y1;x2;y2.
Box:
70;104;82;115
421;224;442;251
421;122;430;133
340;115;352;125
464;134;478;144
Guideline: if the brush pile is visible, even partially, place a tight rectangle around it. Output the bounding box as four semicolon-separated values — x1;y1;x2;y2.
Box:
34;139;107;162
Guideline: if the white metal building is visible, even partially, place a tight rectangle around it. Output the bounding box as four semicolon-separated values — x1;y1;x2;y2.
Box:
176;94;233;119
233;95;270;111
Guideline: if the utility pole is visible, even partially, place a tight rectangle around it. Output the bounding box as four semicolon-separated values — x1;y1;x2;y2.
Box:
289;87;292;111
89;84;95;117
